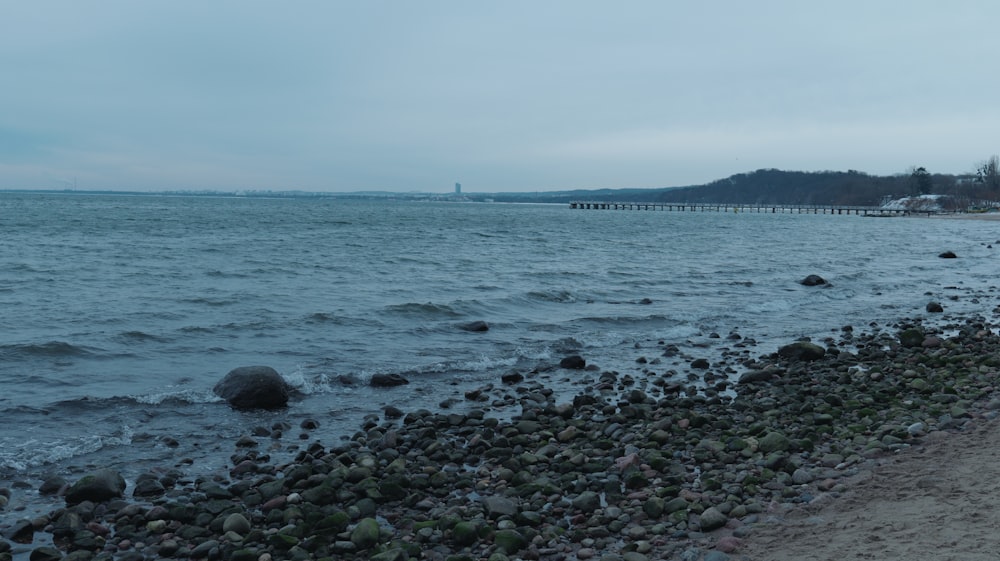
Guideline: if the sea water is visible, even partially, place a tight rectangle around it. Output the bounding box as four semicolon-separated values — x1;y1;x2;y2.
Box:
0;193;997;487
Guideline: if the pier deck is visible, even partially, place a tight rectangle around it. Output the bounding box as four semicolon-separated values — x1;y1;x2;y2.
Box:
569;201;910;216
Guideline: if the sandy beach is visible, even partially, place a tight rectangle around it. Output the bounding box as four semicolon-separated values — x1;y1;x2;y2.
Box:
744;415;1000;561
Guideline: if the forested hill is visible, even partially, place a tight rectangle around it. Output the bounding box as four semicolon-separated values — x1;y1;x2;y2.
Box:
490;168;972;206
654;169;908;206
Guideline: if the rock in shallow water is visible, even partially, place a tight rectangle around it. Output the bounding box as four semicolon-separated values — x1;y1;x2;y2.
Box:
65;469;126;505
799;274;828;286
776;341;826;361
213;365;289;410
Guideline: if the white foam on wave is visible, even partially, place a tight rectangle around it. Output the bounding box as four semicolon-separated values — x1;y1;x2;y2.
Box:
0;424;134;472
282;366;337;395
133;388;223;405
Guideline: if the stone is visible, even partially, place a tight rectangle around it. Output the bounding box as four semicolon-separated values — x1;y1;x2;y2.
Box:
28;547;62;561
39;476;66;496
483;496;518;518
664;497;689;514
690;358;710;369
571;491;602;513
926;301;944;313
791;468;813;484
350;517;381;549
938;251;957;258
758;432;790;454
560;355;586;369
65;469;126;505
213;366;289;409
494;529;528;554
776;342;825;361
8;519;34;543
643;496;666;518
898;328;925;348
460;320;490;332
799;274;828;286
132;474;166;498
501;372;524;384
451;521;480;546
698;507;728;531
189;539;220;559
370;548;410;561
223;513;252;535
370;373;410;387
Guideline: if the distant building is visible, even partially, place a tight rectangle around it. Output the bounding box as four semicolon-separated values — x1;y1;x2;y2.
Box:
455;182;461;194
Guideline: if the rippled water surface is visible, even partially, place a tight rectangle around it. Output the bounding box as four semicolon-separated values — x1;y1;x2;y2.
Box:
1;193;998;480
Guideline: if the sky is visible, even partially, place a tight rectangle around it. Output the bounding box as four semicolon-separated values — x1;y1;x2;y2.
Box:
3;2;1000;193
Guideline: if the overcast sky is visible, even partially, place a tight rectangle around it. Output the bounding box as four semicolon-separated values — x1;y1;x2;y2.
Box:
3;2;999;193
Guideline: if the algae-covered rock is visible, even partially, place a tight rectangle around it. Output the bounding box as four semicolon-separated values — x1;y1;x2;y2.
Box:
494;529;528;554
758;431;791;454
777;342;826;361
65;469;126;505
350;517;381;549
899;327;925;348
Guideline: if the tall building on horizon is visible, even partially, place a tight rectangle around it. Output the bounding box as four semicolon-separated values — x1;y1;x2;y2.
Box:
455;182;461;194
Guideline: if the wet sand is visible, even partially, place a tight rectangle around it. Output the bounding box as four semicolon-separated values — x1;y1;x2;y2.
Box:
745;415;1000;560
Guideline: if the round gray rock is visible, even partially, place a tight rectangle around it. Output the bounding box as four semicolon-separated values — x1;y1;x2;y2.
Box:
213;366;289;410
65;469;126;505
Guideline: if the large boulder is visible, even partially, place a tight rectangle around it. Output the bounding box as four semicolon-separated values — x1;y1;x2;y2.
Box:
370;373;410;387
899;327;925;348
776;341;826;361
65;469;126;505
459;320;490;332
799;274;829;287
214;366;289;410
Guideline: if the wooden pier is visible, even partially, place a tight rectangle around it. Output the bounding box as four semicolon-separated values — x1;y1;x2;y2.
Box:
568;201;911;216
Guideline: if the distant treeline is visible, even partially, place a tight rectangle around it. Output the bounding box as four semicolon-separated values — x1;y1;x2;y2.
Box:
488;168;995;209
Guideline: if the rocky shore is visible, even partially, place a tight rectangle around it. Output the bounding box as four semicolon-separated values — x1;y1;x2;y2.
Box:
4;312;1000;561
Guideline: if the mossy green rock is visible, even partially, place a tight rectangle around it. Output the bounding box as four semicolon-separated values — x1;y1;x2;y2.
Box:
350;517;381;549
899;328;925;348
267;533;299;549
776;342;826;361
663;497;688;514
643;496;666;518
229;550;258;561
370;548;410;561
223;513;251;535
65;469;126;505
758;431;791;453
494;529;528;554
313;511;350;535
451;521;480;546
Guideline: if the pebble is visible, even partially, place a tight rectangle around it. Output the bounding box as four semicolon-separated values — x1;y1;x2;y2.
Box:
19;315;1000;561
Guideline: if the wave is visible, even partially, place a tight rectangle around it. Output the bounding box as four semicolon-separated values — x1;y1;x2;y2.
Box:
0;341;96;359
117;330;171;343
205;270;250;279
384;302;461;318
132;388;223;406
304;312;384;327
526;290;578;303
180;296;238;307
0;425;134;472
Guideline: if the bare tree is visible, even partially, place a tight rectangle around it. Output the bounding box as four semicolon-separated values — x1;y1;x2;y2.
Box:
976;155;1000;190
